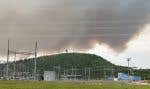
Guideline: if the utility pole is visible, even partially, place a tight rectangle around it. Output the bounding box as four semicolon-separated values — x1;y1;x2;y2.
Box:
84;67;87;80
57;66;61;80
66;69;68;80
127;58;131;81
88;68;91;80
71;67;74;80
54;66;61;80
104;68;106;80
6;39;10;79
13;51;16;79
75;67;77;80
34;41;38;80
63;69;66;79
112;66;115;79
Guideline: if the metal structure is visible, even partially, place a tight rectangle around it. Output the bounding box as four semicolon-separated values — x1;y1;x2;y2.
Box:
9;50;34;80
6;39;10;79
4;39;38;80
127;58;131;81
34;41;38;80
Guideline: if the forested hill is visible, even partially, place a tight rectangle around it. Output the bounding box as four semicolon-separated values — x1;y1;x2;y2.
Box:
1;53;150;80
12;53;128;77
36;53;114;69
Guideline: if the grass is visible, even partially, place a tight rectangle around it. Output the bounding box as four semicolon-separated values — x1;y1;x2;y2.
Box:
0;80;149;89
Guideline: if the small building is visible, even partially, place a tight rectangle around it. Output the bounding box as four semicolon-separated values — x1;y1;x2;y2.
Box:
130;76;141;81
44;71;56;81
118;72;141;81
118;73;129;81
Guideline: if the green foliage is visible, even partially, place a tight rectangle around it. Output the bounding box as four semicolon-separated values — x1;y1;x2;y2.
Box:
1;53;150;80
36;53;113;68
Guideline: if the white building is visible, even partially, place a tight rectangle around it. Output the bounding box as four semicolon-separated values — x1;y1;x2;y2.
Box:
44;71;56;81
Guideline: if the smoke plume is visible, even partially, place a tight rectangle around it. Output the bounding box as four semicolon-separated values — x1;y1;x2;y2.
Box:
0;0;150;55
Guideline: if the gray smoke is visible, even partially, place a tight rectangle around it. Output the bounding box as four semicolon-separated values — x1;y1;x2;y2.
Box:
0;0;150;56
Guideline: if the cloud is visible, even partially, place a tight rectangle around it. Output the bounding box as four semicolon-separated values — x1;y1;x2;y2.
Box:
0;0;150;55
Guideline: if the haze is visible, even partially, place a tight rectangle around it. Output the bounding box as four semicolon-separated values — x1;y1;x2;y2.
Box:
0;0;150;68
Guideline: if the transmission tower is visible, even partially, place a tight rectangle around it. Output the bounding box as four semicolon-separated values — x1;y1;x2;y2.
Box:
127;58;131;81
13;51;16;79
34;41;38;80
6;39;10;79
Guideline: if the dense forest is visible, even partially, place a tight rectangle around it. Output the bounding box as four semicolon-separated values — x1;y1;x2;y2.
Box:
0;53;150;80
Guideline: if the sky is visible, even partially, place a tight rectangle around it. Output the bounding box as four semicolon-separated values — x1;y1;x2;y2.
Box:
88;24;150;69
0;0;150;68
